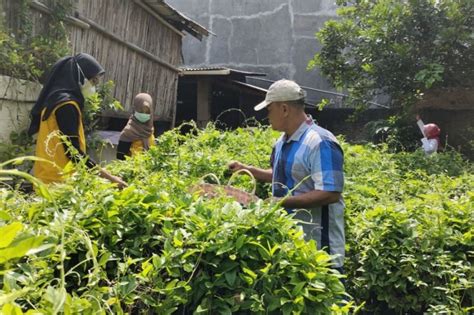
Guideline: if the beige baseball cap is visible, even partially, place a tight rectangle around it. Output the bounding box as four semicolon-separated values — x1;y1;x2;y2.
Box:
254;79;306;111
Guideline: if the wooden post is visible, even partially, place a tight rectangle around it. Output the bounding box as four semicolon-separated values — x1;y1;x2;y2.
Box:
196;78;211;128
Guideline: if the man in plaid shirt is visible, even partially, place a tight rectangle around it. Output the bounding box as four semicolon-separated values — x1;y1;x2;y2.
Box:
229;79;345;272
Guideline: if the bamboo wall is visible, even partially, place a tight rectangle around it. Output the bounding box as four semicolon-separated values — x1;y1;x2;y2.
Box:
1;0;184;124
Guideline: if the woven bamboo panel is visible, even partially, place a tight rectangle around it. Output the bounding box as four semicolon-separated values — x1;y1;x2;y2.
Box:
2;0;183;123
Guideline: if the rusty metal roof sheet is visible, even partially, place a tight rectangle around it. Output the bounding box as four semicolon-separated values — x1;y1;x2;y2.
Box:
141;0;211;40
180;66;266;77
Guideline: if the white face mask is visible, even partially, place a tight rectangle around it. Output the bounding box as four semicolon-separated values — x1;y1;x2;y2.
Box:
134;112;151;123
77;64;97;98
80;79;96;98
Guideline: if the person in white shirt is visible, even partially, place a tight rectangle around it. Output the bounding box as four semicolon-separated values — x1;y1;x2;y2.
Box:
416;114;441;155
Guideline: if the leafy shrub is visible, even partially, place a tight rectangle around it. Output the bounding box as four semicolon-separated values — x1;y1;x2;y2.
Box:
393;149;473;177
1;124;472;314
0;131;35;171
0;125;350;314
347;195;472;313
363;116;420;152
343;143;473;313
0;28;69;83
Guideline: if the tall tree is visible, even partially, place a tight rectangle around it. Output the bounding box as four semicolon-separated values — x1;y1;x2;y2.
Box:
309;0;474;110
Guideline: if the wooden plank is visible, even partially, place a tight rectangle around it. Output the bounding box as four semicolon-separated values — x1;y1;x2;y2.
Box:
29;0;90;29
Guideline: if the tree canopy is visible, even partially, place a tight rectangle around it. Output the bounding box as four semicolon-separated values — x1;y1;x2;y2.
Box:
309;0;474;110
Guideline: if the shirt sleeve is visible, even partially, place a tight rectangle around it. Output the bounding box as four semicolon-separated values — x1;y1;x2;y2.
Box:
310;140;344;192
56;104;97;169
416;119;425;137
116;141;132;160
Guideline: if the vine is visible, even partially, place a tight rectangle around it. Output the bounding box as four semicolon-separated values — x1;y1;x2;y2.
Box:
17;0;33;41
0;0;73;82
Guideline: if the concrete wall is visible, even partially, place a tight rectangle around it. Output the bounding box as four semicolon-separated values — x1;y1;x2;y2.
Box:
0;75;42;143
167;0;338;104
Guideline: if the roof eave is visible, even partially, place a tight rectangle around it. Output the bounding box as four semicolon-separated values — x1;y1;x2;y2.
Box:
141;0;211;40
180;67;267;77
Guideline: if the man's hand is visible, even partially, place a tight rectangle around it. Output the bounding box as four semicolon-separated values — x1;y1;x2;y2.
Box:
228;161;246;172
265;196;283;205
228;161;273;183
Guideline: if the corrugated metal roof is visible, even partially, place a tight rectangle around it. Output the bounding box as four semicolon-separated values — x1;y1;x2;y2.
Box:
180;67;266;77
142;0;211;40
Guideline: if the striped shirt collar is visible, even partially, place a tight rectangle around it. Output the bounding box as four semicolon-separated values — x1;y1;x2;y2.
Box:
284;115;314;143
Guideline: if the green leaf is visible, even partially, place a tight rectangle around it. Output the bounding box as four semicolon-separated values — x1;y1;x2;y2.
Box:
225;270;236;286
0;222;23;248
240;274;254;286
260;262;271;274
216;241;233;255
267;296;281;311
291;282;306;296
141;259;153;277
45;286;67;314
269;244;280;256
99;251;111;267
0;236;45;264
165;279;179;290
0;288;30;306
248;241;271;260
173;235;183;247
0;211;11;221
235;235;246;249
1;303;24;315
242;267;257;280
194;304;208;314
305;272;316;280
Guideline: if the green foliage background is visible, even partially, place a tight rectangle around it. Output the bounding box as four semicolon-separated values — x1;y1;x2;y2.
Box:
310;0;474;110
0;0;73;82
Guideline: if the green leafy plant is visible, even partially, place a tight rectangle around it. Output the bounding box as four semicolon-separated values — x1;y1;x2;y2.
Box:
1;123;472;314
0;0;73;82
363;115;420;152
83;80;124;152
83;80;123;134
0;124;353;314
0;131;35;171
342;142;473;313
